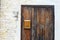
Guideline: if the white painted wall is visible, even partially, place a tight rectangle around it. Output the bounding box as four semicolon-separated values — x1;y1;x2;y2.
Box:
0;0;60;40
0;0;20;40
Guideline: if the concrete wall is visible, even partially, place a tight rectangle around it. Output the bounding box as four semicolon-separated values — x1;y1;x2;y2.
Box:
0;0;60;40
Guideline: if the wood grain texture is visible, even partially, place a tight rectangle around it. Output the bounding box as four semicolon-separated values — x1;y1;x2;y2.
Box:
31;8;37;40
21;6;54;40
24;30;30;40
21;7;31;40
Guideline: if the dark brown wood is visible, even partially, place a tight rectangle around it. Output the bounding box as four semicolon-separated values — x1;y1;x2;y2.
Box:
21;5;54;40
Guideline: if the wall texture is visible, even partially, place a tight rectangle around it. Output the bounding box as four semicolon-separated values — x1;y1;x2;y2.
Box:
0;0;20;40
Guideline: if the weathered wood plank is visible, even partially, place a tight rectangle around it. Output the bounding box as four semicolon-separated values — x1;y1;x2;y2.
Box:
31;8;37;40
22;7;31;40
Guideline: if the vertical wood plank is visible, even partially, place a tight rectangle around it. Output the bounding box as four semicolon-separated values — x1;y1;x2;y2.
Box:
22;7;31;40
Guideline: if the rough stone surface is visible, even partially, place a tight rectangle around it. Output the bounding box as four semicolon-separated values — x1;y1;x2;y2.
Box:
0;0;19;40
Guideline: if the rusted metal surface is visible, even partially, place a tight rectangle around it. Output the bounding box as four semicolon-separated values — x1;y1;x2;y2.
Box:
21;5;54;40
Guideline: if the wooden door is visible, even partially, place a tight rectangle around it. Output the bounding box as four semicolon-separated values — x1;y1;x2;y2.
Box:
21;5;54;40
